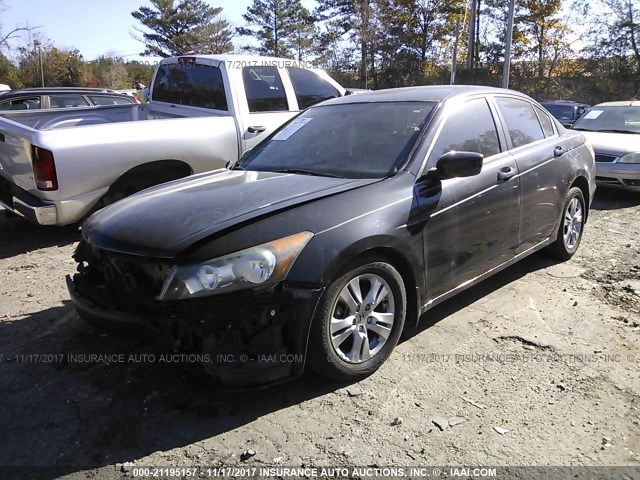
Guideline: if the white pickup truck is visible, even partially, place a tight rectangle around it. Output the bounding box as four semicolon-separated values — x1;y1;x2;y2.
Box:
0;55;345;225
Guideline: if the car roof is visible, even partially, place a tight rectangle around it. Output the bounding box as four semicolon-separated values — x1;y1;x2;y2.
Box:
592;100;640;107
541;100;588;105
161;54;306;65
317;85;530;106
3;87;119;95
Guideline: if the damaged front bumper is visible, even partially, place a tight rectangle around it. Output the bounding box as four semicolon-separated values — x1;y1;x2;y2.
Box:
66;274;323;387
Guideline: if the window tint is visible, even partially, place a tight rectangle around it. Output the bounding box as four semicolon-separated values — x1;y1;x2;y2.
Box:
287;67;340;109
243;66;288;112
431;98;500;161
497;97;545;148
0;96;41;110
89;95;133;106
534;105;555;137
152;62;228;111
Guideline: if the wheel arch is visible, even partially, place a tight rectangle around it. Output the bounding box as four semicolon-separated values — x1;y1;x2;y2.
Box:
325;245;422;334
570;175;590;223
109;159;193;192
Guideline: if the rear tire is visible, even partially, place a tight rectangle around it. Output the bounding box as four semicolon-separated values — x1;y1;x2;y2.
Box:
307;259;406;381
545;187;586;261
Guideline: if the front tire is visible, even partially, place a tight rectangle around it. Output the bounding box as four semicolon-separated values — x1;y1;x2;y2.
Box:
307;259;406;381
546;186;586;260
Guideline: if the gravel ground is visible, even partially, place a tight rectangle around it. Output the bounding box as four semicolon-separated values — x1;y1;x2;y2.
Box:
0;188;638;480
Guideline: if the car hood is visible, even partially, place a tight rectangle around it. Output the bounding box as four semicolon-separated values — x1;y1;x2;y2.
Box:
580;131;640;155
83;169;378;258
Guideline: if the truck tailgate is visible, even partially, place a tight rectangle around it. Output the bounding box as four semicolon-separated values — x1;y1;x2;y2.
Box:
0;117;37;193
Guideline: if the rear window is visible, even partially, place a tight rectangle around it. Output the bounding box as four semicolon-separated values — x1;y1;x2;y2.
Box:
89;95;133;106
152;62;228;111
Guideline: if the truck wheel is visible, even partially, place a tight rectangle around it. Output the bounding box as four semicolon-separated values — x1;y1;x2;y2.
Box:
545;187;586;261
307;259;406;381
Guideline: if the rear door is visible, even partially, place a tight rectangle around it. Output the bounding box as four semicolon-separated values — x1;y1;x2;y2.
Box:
419;97;521;300
493;96;567;252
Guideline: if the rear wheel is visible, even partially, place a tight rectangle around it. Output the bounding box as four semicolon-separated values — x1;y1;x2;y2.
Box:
307;259;406;381
546;187;586;260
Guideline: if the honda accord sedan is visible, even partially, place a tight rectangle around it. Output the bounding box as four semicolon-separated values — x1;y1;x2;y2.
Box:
67;86;595;387
571;101;640;191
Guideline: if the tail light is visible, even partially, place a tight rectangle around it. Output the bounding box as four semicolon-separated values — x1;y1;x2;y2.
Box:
31;146;58;191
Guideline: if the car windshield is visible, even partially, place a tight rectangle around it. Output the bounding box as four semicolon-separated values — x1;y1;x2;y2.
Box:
542;104;575;121
572;105;640;133
236;101;435;179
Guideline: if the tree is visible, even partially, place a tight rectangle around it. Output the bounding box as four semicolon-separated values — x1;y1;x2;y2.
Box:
315;0;385;86
238;0;312;58
131;0;234;57
17;42;90;87
0;1;38;53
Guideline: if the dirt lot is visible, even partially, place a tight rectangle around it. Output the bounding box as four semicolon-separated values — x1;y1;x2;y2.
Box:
0;188;639;480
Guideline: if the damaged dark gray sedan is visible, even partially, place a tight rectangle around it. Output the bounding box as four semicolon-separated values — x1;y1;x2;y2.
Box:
67;86;595;387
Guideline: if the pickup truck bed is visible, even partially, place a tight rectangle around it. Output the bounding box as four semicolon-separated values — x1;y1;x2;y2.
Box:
0;54;345;225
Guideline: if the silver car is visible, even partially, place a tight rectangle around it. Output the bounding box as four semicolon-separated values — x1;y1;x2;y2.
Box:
572;101;640;191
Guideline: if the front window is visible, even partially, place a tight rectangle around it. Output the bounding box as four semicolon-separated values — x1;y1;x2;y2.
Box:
287;67;340;109
152;61;228;111
243;66;288;112
572;106;640;134
237;101;434;179
49;95;91;108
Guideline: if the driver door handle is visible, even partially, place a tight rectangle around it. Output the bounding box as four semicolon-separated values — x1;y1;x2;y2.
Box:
554;145;566;157
497;166;517;182
248;125;266;134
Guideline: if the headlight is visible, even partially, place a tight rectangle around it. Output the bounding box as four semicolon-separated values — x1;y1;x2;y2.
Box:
158;231;313;300
618;152;640;164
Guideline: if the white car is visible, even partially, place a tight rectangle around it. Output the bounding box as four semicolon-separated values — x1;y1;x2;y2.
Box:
572;100;640;191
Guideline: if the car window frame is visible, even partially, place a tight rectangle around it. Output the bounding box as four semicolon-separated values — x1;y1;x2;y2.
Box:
491;95;549;151
532;104;558;138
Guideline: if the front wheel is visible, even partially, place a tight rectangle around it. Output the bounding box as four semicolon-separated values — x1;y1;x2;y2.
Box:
307;259;406;381
546;187;586;261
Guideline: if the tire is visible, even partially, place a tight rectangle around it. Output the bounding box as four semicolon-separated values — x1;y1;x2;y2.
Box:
546;187;586;261
307;259;406;381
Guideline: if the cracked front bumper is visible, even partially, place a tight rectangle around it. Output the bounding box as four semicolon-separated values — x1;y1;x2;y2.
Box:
66;275;324;387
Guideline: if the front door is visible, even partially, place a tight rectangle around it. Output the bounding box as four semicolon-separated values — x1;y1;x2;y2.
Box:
416;97;521;302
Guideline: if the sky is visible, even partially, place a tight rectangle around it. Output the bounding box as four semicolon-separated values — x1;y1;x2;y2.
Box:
1;0;316;63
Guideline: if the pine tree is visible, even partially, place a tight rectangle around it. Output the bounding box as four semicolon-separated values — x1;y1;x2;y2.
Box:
131;0;234;57
238;0;312;58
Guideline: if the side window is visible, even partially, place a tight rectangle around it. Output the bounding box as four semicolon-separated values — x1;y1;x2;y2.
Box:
496;97;545;148
287;67;340;109
243;66;288;112
0;96;41;110
534;105;555;137
49;95;91;108
430;98;501;162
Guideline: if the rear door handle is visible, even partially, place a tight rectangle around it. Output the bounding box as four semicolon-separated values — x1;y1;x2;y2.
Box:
497;166;517;182
554;146;566;157
248;125;266;134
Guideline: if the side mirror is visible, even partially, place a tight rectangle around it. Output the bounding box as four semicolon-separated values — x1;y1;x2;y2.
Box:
434;151;483;179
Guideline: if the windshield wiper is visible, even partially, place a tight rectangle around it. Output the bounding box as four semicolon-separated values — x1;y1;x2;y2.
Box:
594;129;639;134
269;168;346;178
571;127;592;131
